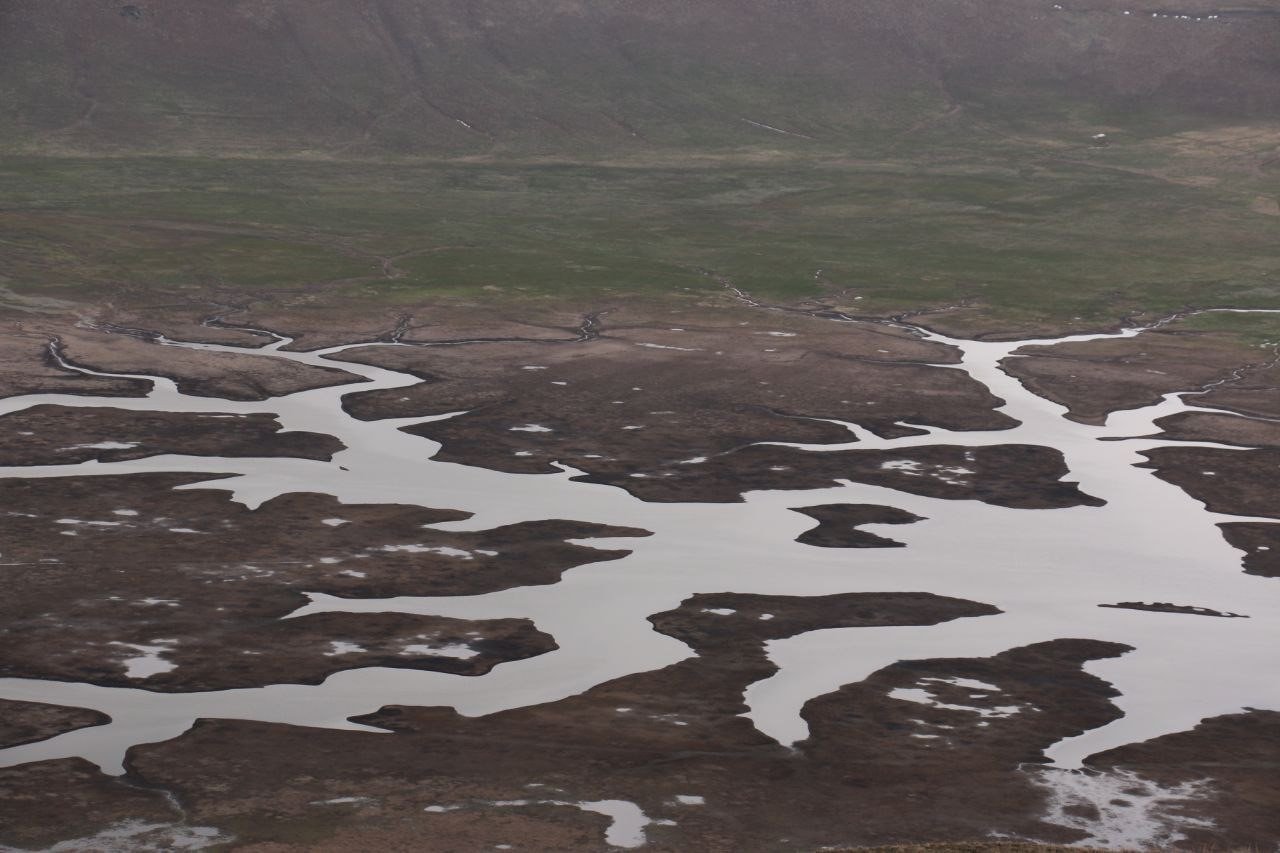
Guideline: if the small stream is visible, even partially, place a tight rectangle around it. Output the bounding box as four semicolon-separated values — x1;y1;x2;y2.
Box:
0;313;1276;799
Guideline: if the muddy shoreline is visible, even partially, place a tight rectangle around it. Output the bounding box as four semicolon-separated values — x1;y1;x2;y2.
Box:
0;301;1277;850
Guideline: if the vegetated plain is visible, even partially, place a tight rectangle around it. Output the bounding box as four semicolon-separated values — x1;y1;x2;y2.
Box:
2;0;1277;336
2;2;1280;851
3;122;1277;337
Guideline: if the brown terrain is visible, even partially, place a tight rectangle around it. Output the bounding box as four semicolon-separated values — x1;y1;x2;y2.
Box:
792;504;925;549
1006;327;1280;426
0;299;1275;850
4;0;1278;159
0;593;1150;852
0;699;108;751
0;406;343;466
0;0;1277;848
54;327;364;400
0;472;643;690
9;611;1259;851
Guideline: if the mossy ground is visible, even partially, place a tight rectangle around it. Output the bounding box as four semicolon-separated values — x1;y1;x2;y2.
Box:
1;119;1276;337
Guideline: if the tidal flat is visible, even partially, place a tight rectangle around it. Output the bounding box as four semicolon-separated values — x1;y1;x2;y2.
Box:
0;300;1277;851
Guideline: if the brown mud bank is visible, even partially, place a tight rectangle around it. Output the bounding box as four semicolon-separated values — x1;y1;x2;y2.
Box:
0;699;107;750
337;311;1014;474
49;325;364;400
1139;446;1280;521
1;593;1188;851
1135;445;1280;579
792;503;925;548
566;443;1101;506
1145;410;1280;449
1006;326;1279;426
1089;710;1280;850
0;406;343;466
0;327;149;400
0;474;644;690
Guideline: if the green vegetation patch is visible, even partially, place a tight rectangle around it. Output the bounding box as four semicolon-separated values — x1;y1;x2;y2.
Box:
1;140;1276;330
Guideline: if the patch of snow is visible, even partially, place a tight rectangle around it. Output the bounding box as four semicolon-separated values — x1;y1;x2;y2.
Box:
1032;768;1215;849
68;441;139;451
636;342;701;352
924;676;999;692
888;686;1022;719
33;820;231;852
380;544;474;559
402;643;478;660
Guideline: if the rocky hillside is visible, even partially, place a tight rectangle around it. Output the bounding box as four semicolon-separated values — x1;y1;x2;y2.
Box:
2;0;1278;157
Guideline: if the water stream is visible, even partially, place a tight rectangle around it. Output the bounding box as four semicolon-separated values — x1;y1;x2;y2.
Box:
0;313;1276;790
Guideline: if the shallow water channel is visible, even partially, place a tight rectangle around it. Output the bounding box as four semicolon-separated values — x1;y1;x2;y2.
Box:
0;313;1276;802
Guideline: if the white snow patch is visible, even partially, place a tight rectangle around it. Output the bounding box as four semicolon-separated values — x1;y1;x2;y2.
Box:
923;676;999;692
380;544;474;559
402;643;478;660
31;820;231;852
1032;768;1215;849
888;686;1022;719
68;441;139;451
636;342;701;352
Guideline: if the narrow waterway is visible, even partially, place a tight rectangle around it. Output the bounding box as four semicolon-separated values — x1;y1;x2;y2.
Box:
0;313;1275;798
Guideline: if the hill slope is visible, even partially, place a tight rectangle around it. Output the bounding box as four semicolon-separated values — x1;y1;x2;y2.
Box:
2;0;1279;157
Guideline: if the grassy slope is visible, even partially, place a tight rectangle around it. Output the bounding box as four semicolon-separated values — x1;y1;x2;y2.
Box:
2;125;1276;333
0;1;1277;334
